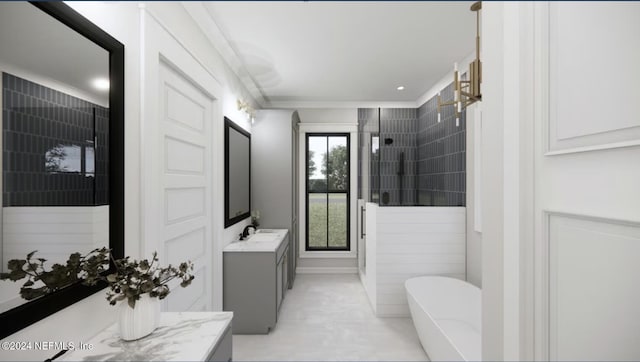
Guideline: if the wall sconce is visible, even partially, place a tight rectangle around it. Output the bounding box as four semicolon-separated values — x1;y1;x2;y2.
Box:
437;1;482;127
237;99;256;124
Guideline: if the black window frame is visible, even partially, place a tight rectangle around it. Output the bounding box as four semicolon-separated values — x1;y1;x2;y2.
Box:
305;133;350;251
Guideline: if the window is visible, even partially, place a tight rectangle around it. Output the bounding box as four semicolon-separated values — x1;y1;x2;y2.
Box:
44;140;95;178
306;134;350;251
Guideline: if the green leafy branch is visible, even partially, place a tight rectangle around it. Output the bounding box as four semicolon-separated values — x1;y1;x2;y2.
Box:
94;251;195;309
0;247;110;301
1;249;195;309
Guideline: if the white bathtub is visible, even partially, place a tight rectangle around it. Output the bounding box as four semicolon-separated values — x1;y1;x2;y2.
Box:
405;276;481;361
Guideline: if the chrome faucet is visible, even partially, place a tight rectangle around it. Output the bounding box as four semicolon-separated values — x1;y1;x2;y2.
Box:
240;225;256;240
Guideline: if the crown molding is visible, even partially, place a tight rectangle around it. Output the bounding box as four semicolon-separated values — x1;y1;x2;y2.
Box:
266;100;419;110
181;3;475;110
181;2;266;107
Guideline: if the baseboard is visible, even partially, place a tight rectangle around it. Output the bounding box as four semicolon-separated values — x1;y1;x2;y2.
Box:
296;267;358;274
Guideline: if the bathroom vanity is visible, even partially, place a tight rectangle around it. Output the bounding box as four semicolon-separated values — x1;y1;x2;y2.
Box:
223;229;289;334
60;312;233;361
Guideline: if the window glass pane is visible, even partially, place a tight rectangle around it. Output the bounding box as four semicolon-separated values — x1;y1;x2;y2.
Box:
308;193;328;248
327;136;348;191
45;144;82;173
85;145;95;177
370;135;379;203
328;193;347;248
306;134;349;251
307;136;327;192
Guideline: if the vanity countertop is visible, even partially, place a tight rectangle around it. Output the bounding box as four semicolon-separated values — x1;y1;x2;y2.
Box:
60;312;232;361
223;229;288;253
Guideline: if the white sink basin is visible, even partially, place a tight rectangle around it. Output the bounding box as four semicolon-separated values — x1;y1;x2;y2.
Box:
224;229;288;252
255;229;278;234
246;233;279;242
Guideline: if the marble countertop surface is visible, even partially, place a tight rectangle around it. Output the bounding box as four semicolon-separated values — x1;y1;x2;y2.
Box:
61;312;232;361
223;229;288;252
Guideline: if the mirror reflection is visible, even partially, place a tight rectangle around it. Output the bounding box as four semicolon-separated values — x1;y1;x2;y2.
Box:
225;118;250;227
0;2;109;312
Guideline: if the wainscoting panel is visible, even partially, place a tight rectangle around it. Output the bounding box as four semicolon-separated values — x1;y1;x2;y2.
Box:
548;214;640;361
2;206;109;267
547;3;640;153
362;205;465;317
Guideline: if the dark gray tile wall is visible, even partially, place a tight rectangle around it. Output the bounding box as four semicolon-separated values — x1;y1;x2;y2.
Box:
416;82;466;206
94;106;109;205
357;81;466;207
379;108;418;206
2;72;109;207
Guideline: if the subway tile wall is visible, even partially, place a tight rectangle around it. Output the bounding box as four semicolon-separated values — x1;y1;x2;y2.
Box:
94;106;109;205
357;81;466;207
416;82;466;206
2;72;109;207
379;108;418;206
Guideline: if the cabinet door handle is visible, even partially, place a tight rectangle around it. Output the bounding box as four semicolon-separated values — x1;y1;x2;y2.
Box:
360;206;366;238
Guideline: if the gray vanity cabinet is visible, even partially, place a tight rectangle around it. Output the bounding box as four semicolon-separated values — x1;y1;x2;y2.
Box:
251;110;299;290
276;247;288;311
223;232;289;334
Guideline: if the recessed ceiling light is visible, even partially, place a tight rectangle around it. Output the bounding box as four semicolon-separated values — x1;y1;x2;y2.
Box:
396;86;405;91
92;78;110;91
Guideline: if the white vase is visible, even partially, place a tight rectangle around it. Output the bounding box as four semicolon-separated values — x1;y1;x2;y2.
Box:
118;293;161;341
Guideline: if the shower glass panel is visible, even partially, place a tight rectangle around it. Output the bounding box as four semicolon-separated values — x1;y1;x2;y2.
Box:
357;93;466;207
356;108;379;205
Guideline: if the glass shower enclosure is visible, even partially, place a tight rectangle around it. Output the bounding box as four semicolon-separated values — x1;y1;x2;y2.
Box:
358;103;466;207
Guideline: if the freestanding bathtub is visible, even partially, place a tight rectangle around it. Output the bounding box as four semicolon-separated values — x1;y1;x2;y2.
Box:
405;276;481;361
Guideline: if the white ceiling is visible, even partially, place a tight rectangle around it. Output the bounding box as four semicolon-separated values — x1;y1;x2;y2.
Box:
202;1;477;107
0;2;109;106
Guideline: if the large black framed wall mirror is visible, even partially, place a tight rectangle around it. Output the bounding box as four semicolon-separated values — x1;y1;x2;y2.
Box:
0;2;124;338
224;117;251;228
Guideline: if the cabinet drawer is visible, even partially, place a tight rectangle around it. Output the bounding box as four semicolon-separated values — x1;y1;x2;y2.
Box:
276;231;289;262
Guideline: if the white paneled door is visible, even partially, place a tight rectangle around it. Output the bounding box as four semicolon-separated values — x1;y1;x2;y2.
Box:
533;3;640;360
155;62;214;312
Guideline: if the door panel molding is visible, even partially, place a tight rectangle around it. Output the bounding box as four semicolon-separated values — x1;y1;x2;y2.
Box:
532;3;640;360
544;2;640;155
142;9;223;311
545;211;640;360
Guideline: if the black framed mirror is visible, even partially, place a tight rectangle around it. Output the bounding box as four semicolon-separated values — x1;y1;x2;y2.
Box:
224;117;251;228
0;2;124;339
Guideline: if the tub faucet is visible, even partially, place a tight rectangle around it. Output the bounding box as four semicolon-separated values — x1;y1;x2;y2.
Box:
240;225;256;240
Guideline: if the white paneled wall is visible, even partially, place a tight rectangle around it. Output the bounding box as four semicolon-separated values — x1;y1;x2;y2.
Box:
0;206;109;313
361;204;465;317
2;206;109;266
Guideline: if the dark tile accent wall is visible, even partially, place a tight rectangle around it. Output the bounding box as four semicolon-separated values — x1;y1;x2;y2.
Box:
94;106;109;205
379;108;418;206
2;72;109;207
357;81;466;207
416;82;466;206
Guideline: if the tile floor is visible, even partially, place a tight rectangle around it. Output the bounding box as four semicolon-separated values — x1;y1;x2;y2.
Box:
232;274;429;361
